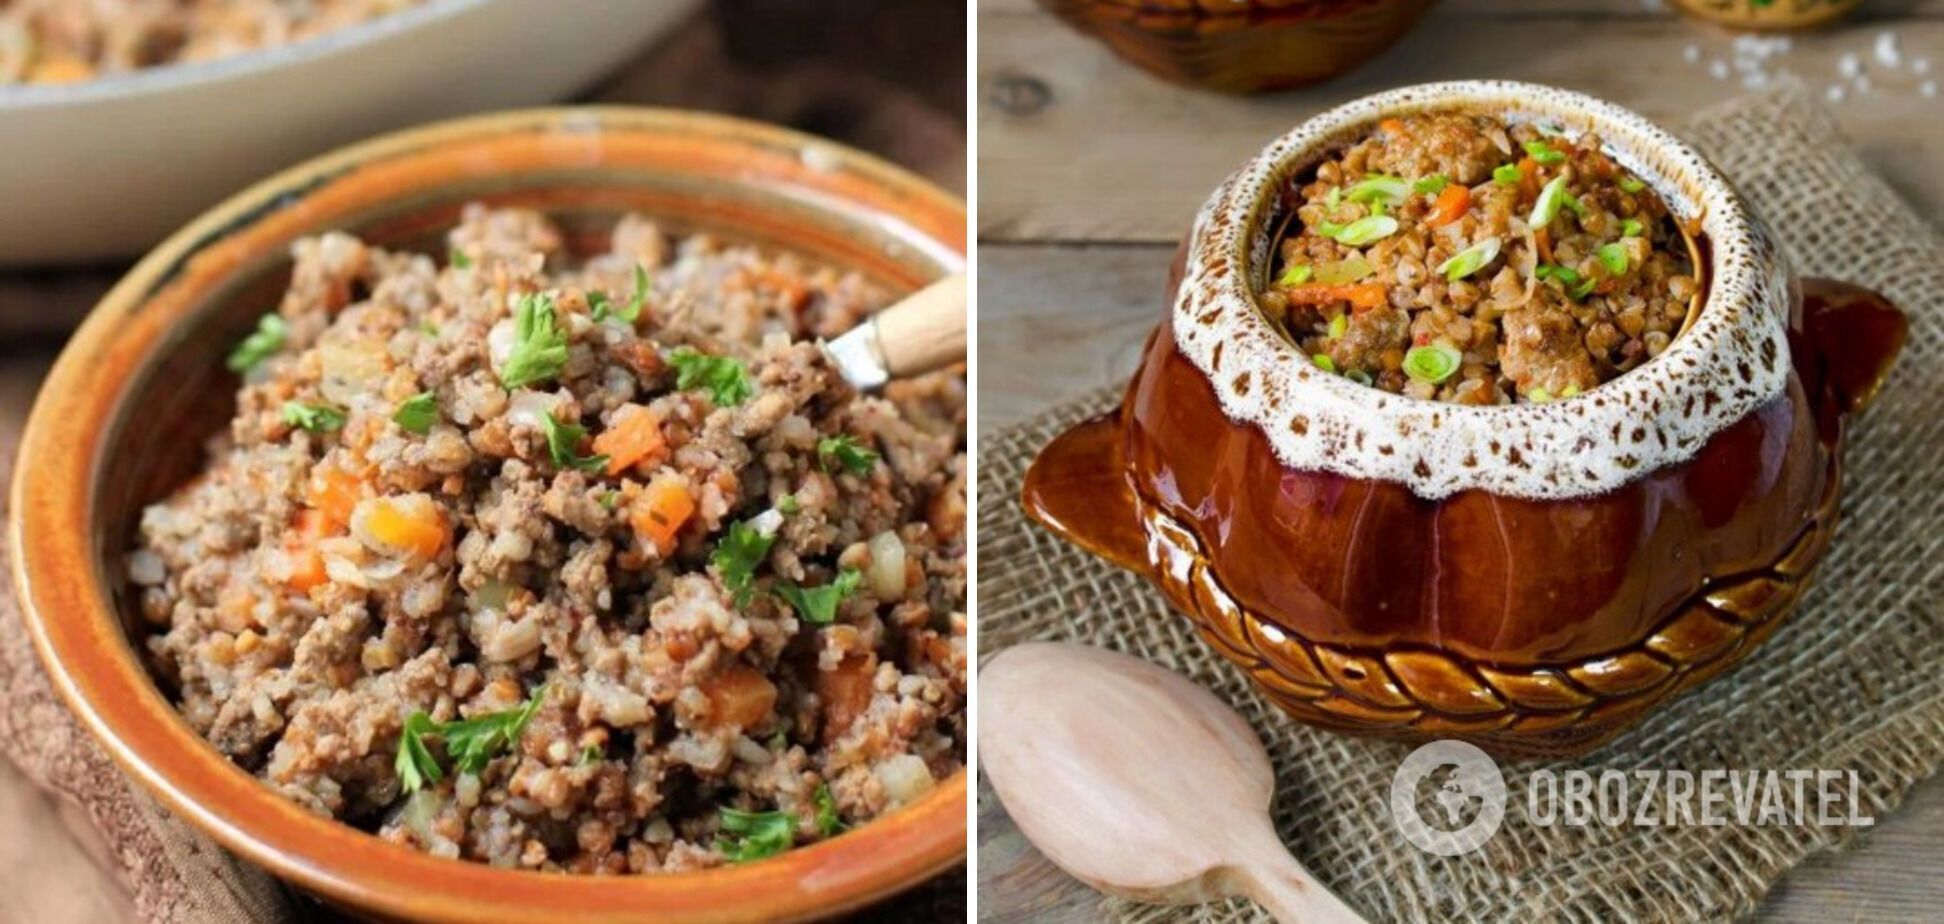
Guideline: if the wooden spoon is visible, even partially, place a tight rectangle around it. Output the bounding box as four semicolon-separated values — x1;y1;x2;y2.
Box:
825;272;966;389
980;642;1367;924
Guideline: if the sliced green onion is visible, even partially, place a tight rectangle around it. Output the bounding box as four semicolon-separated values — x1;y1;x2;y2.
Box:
1344;369;1374;386
1621;218;1644;238
1563;195;1588;217
1325;186;1342;212
1413;175;1450;195
1278;264;1313;286
1534;264;1581;285
1522;140;1567;165
1571;277;1598;299
1493;164;1522;186
1322;214;1399;246
1402;343;1462;384
1560;385;1582;398
1436;236;1501;282
1596;242;1629;275
1370;200;1387;218
1529;175;1570;228
1313;256;1372;285
1327;313;1348;339
1527;386;1553;403
1618;176;1647;194
1312;354;1336;374
1345;175;1409;206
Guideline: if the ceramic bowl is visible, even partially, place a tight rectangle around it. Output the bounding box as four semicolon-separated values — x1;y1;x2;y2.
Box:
1023;81;1905;759
1035;0;1438;94
1670;0;1862;31
0;0;700;265
10;107;966;923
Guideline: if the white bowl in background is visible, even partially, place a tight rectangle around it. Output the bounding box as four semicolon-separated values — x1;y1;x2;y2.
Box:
0;0;700;265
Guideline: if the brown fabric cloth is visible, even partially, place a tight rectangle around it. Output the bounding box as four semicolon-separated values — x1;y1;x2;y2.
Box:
978;84;1944;923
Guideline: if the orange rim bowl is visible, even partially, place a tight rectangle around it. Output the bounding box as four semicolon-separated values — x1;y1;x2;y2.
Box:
9;107;967;924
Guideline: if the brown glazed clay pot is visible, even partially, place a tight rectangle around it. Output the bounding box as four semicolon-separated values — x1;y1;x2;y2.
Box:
1023;82;1906;759
1036;0;1438;94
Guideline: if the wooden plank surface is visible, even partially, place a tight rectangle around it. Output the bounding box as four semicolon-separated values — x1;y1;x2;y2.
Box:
0;4;966;923
976;1;1944;920
980;1;1944;244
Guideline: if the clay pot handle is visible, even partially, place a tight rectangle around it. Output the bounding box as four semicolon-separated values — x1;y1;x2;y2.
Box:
1800;278;1908;416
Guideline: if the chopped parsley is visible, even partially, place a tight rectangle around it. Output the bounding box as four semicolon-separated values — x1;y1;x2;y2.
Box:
282;401;345;432
500;292;570;390
394;687;547;792
598;490;621;510
395;712;443;793
717;806;795;863
226;313;286;373
542;411;609;472
711;520;775;608
449;247;472;270
777;494;801;515
814;784;844;838
668;347;754;407
817;435;879;476
775;569;862;626
590;264;649;324
392;392;438;435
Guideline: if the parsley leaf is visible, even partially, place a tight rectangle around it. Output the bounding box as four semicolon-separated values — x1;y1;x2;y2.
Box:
668;347;754;407
814;784;845;838
712;520;775;608
282;401;345;432
449;247;472;270
226;313;287;373
777;494;800;515
439;687;547;775
541;411;609;472
775;569;861;626
717;806;795;863
395;712;444;794
590;265;650;324
393;392;438;435
500;292;570;390
817;435;879;476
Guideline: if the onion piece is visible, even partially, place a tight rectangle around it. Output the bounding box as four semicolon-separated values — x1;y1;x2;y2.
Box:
867;530;907;601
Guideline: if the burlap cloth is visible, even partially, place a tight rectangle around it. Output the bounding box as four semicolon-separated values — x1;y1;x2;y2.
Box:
979;84;1944;923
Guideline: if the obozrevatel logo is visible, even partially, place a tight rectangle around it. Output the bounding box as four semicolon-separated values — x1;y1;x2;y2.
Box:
1389;740;1506;856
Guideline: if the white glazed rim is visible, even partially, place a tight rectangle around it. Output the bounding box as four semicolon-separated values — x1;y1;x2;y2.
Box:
1172;80;1792;500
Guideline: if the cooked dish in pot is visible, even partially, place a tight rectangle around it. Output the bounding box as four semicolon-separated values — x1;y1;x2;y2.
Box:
127;205;968;872
1259;112;1697;404
0;0;425;85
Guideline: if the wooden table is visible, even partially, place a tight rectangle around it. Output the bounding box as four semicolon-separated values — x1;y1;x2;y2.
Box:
976;1;1944;920
0;4;965;922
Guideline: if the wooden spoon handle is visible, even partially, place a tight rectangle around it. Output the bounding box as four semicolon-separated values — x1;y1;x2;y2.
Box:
1238;861;1368;924
873;272;966;377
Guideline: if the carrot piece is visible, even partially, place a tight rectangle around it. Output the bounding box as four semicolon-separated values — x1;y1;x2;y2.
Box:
1380;118;1406;136
1282;283;1389;312
357;496;448;561
305;466;362;528
701;666;778;730
629;475;695;555
282;509;332;591
1426;185;1471;228
1536;228;1554;264
591;404;667;476
816;654;878;744
1517;157;1540;198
